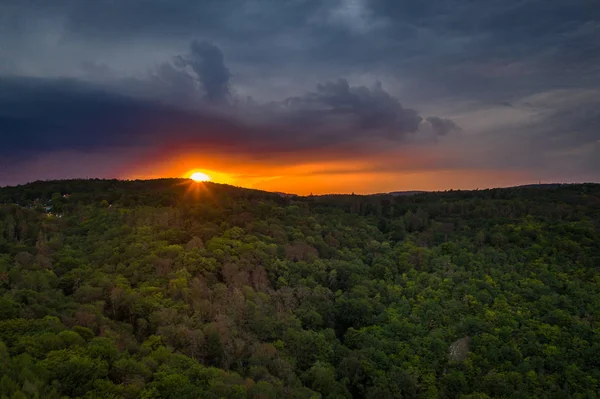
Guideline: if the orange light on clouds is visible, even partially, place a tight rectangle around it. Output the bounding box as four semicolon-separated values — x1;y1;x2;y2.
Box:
122;147;537;195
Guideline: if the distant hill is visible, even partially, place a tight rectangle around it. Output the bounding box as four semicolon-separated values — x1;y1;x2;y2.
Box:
379;183;582;197
512;183;567;189
386;190;429;196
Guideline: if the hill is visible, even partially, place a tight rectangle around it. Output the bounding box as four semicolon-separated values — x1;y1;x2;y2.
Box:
0;179;599;398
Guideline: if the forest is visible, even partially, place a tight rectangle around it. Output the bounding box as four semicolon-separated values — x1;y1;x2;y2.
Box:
0;179;599;398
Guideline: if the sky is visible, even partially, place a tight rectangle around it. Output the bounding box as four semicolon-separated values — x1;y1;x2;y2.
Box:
1;0;599;194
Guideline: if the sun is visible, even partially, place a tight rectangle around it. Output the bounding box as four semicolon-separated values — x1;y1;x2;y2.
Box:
189;172;211;182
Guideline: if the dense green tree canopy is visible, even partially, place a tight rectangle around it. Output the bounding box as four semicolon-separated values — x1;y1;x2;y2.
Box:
0;179;599;398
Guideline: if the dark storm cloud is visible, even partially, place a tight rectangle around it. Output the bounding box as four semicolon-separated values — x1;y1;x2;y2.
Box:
0;77;186;155
270;79;425;140
1;0;599;183
0;72;456;161
141;40;233;107
368;0;600;99
1;0;322;43
0;76;272;158
3;0;598;95
174;41;232;104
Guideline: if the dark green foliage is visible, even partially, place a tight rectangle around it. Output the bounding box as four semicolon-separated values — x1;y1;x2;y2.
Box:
0;179;599;398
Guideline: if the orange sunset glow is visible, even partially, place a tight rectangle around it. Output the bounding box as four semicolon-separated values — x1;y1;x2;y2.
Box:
3;0;598;192
117;149;538;195
189;171;212;182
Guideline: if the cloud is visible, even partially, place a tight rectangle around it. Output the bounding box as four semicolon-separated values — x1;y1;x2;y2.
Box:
1;0;599;186
309;0;387;34
422;116;461;136
0;38;461;168
173;40;232;104
270;79;424;140
0;76;254;158
0;69;459;165
0;78;152;154
3;0;598;103
436;88;600;180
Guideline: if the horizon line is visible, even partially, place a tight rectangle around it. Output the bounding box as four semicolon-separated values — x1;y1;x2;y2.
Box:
2;177;599;197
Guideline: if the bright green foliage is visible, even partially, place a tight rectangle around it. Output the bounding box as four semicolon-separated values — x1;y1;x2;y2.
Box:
0;179;599;398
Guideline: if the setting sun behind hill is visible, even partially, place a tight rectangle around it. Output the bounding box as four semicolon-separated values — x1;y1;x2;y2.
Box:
189;171;211;182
